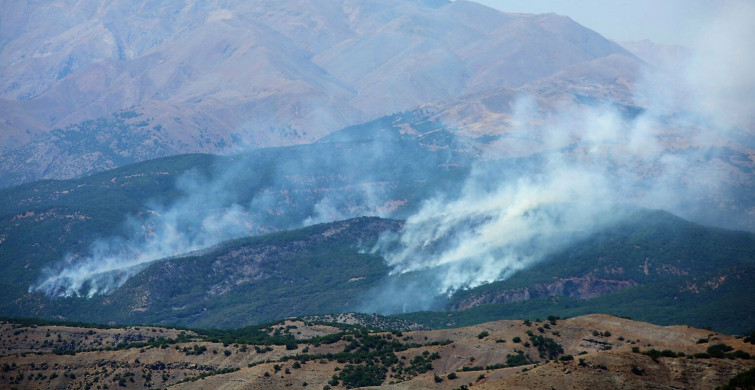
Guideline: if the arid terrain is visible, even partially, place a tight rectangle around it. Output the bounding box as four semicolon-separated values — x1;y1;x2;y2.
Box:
1;314;753;389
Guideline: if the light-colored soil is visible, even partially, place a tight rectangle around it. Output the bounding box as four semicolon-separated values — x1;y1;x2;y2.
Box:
1;314;752;389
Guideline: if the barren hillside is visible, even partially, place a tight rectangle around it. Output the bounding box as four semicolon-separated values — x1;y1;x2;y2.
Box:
1;314;753;389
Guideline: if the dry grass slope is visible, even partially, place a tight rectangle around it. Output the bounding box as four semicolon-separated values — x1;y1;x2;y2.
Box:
1;314;753;389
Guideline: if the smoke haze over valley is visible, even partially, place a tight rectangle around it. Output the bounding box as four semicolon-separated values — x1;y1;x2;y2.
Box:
1;0;754;337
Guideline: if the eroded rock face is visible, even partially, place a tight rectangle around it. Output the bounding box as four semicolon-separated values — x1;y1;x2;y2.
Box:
76;217;404;327
450;274;638;311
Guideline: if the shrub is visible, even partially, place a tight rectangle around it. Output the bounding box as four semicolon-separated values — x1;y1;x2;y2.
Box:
506;351;530;367
643;349;661;362
339;364;387;387
731;350;751;359
529;334;564;359
707;344;734;358
719;367;755;390
631;365;645;376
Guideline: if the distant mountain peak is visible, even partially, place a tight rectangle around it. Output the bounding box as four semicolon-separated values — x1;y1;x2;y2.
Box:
1;0;642;185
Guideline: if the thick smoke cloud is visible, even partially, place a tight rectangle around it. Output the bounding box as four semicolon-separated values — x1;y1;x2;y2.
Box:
366;103;663;307
365;3;755;311
32;167;259;297
31;3;753;309
684;1;755;130
31;146;397;297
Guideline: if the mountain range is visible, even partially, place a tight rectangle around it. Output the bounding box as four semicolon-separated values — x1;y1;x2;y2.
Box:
1;134;753;333
0;0;645;186
1;0;754;377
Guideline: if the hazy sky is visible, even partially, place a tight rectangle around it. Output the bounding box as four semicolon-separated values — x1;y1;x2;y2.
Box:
472;0;733;47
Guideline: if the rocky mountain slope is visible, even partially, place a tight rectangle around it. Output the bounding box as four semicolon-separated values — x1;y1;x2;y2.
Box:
1;114;754;331
0;114;474;302
21;217;402;329
3;207;755;334
1;314;753;389
402;210;755;335
0;0;642;186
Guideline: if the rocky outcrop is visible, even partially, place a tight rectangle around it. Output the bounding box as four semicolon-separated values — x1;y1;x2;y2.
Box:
450;274;638;311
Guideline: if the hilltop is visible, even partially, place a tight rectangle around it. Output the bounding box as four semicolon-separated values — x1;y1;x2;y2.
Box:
1;314;753;389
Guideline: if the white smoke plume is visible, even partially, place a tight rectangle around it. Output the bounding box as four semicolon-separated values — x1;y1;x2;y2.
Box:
31;146;396;297
369;102;663;301
368;2;755;305
31;2;754;306
684;0;755;130
32;168;258;297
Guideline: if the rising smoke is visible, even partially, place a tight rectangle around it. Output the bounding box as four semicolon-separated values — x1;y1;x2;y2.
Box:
32;166;259;297
364;1;755;312
32;2;754;309
31;142;405;297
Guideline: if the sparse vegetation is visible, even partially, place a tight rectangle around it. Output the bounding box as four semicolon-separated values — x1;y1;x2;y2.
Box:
0;310;752;389
505;351;531;367
719;367;755;390
529;334;564;359
175;367;240;384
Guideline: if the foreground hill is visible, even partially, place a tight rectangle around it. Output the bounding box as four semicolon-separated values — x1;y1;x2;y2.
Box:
1;314;753;389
